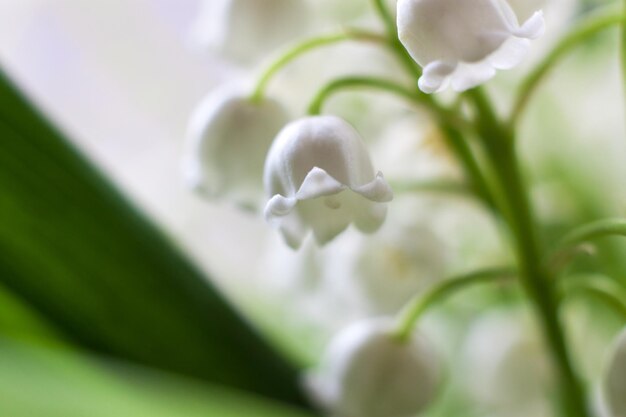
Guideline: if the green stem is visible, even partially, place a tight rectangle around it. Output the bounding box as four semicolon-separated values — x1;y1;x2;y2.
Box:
622;0;626;110
469;88;589;417
306;76;424;115
438;124;496;211
548;218;626;265
249;30;387;103
307;76;494;210
393;267;516;342
371;0;422;79
372;0;396;39
562;283;626;321
510;9;625;128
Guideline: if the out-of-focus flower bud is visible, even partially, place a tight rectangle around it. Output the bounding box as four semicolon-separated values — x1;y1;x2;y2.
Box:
189;0;310;65
305;318;441;417
603;328;626;417
264;116;393;249
354;221;448;315
397;0;544;93
183;84;289;210
462;310;555;417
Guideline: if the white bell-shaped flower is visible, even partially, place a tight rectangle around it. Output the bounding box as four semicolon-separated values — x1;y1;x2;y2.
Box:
190;0;310;65
397;0;545;93
183;84;290;210
604;328;626;417
304;318;441;417
264;116;393;249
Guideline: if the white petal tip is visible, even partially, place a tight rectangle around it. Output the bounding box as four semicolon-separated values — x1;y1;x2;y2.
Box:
296;167;346;200
418;61;456;94
353;172;393;202
450;63;496;92
264;195;297;224
515;11;545;40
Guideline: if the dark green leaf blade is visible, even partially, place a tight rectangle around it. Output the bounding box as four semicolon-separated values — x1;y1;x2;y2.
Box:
0;67;308;407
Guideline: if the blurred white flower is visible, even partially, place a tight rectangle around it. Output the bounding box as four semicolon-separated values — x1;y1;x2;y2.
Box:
397;0;545;93
461;309;555;417
603;328;626;417
189;0;310;65
304;318;441;417
264;116;393;249
351;207;449;314
183;84;290;210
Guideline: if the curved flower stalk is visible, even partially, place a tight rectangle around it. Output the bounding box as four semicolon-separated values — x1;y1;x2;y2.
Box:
264;116;393;249
183;84;290;210
304;318;441;417
397;0;545;93
189;0;310;65
603;328;626;417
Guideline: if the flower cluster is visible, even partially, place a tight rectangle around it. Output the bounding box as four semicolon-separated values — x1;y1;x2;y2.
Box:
181;0;626;416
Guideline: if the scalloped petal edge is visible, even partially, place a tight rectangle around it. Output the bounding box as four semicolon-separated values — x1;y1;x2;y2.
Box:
351;171;394;202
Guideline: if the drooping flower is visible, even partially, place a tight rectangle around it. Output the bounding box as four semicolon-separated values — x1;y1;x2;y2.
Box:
603;328;626;417
189;0;310;65
397;0;545;93
263;116;393;249
183;84;290;210
304;318;441;417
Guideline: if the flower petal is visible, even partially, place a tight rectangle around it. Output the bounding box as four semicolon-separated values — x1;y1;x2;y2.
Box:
278;215;307;250
296;167;347;200
488;36;530;70
265;194;297;222
513;11;545;40
418;61;456;94
450;62;496;92
354;202;387;234
352;172;393;202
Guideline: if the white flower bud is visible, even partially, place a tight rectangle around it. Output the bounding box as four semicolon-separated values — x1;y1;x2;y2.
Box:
397;0;545;93
263;116;393;249
190;0;310;65
304;319;441;417
183;84;290;209
604;328;626;417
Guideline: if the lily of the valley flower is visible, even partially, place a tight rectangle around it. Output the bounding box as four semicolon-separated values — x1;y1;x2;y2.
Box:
397;0;545;93
264;116;393;249
304;318;441;417
183;84;290;210
604;328;626;417
190;0;310;65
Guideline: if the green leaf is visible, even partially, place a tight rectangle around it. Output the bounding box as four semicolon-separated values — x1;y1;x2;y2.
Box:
0;282;67;347
0;339;315;417
0;69;308;406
